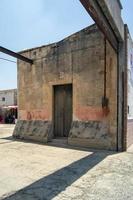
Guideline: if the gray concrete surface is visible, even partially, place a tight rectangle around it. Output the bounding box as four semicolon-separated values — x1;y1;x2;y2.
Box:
0;124;133;200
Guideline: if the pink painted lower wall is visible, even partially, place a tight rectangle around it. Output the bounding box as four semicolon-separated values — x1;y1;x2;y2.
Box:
19;109;50;121
75;106;109;121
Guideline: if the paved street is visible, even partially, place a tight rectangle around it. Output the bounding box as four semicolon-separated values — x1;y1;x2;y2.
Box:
0;124;133;200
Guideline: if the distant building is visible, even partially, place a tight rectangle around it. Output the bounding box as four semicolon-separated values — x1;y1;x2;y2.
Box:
127;29;133;148
0;89;17;107
0;89;17;123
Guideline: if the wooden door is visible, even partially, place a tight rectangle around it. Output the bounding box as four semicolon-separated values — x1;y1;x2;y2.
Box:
54;84;72;137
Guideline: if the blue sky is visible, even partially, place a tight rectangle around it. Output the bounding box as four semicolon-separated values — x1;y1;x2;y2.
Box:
0;0;133;90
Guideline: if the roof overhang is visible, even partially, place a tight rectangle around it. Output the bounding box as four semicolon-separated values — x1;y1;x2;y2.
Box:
80;0;124;51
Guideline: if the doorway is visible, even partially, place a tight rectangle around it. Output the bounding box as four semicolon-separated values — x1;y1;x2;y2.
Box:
54;84;72;138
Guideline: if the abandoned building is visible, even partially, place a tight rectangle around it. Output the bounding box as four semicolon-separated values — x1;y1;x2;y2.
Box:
1;0;133;151
12;24;118;150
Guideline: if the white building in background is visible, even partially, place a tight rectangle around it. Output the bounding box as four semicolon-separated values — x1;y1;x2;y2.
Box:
0;89;17;107
127;31;133;119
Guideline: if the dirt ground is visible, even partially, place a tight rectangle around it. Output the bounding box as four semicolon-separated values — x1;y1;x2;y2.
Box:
0;124;133;200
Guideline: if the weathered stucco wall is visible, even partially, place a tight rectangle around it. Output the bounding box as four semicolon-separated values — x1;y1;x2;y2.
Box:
13;24;117;150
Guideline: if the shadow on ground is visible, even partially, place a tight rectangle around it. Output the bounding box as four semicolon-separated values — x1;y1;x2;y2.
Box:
0;135;110;153
2;151;112;200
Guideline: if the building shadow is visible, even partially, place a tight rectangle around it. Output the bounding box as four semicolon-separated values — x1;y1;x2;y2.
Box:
2;151;112;200
0;135;112;153
0;136;13;141
0;141;13;145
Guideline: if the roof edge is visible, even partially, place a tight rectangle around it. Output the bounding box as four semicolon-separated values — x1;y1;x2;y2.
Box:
18;23;96;54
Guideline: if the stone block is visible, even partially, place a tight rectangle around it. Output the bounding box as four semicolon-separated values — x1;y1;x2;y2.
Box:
13;120;53;143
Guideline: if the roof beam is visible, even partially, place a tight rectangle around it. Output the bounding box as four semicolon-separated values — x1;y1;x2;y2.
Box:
0;46;33;64
79;0;118;51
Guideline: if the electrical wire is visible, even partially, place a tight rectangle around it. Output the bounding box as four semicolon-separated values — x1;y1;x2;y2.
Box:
0;57;16;64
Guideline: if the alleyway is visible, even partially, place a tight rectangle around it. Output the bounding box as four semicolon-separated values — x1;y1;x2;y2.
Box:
0;125;133;200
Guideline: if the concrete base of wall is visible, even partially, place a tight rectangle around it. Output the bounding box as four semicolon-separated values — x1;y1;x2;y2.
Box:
13;120;115;150
68;121;114;150
13;120;53;143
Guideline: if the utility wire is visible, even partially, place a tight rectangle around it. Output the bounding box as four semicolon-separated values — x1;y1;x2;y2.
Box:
0;57;17;64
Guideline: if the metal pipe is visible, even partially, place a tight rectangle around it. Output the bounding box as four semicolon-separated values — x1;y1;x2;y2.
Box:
104;37;107;98
0;46;33;64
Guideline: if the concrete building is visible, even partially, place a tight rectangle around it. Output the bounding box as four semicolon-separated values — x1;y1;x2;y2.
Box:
12;0;133;151
13;24;119;150
0;89;17;107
